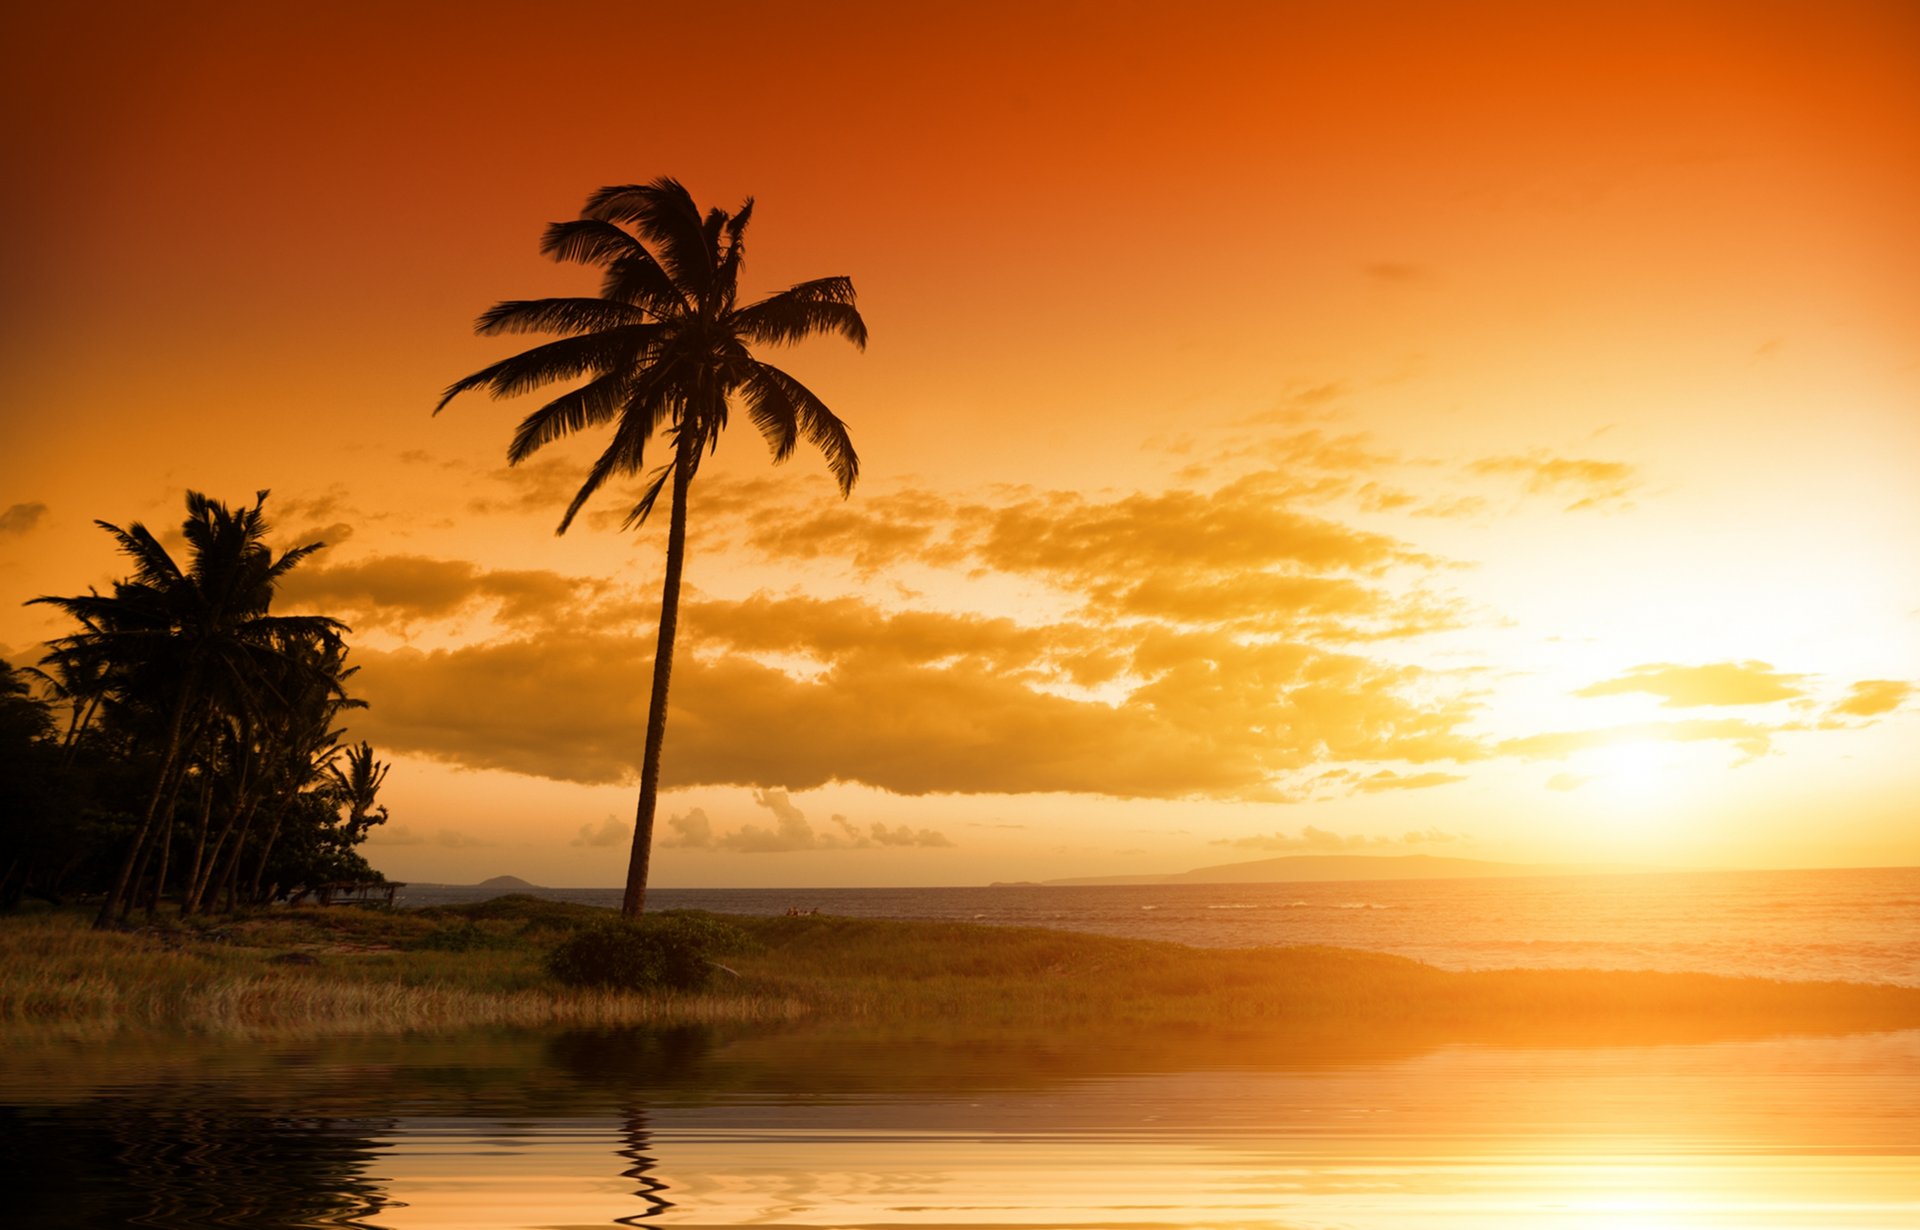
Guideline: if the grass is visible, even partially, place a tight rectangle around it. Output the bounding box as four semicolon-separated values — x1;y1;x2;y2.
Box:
3;896;1918;1043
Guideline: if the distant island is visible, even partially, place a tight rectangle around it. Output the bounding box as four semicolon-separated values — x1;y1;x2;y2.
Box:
405;874;546;891
1005;853;1656;887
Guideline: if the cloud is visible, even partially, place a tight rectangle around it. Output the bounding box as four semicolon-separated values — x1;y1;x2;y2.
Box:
867;822;954;848
1353;769;1467;793
323;455;1492;800
664;808;715;848
368;825;492;848
659;790;952;853
1210;824;1463;852
1499;719;1788;762
1829;679;1911;718
1546;771;1588;792
343;585;1486;799
282;555;605;629
1469;452;1638;511
1575;660;1807;707
0;502;48;534
571;814;632;848
728;469;1446;638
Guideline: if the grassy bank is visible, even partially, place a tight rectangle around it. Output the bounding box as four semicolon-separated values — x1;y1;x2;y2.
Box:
3;896;1918;1042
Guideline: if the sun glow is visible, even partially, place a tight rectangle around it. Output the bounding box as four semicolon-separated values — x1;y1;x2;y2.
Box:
1583;740;1684;804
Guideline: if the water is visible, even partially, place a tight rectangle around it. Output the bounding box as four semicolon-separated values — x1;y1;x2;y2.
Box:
4;1025;1917;1228
400;865;1920;986
7;866;1916;1226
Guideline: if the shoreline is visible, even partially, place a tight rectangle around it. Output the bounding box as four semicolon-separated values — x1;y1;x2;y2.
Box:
4;897;1918;1044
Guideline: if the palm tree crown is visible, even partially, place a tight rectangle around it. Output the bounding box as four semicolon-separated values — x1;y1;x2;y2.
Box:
438;179;867;915
436;177;864;531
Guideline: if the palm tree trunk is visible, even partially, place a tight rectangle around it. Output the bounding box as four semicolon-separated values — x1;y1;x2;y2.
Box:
95;687;194;928
248;803;288;903
143;763;194;919
623;443;694;918
188;754;253;916
184;770;215;911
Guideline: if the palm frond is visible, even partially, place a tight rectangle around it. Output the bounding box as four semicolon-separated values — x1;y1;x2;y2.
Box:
732;277;868;349
476;298;648;337
434;327;654;413
600;252;681;310
581;178;713;304
507;371;630;463
552;391;662;534
745;362;859;494
735;362;801;464
95;521;186;589
717;198;754;309
539;217;644;265
620;463;675;530
263;541;329;587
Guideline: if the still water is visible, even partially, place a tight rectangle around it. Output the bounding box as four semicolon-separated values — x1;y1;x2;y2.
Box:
4;1023;1916;1228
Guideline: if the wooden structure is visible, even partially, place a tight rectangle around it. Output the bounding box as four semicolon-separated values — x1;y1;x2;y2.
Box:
297;880;404;907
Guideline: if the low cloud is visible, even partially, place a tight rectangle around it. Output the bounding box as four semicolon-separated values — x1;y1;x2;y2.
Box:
0;502;48;535
1353;770;1467;793
659;790;952;854
1500;718;1788;762
282;555;605;629
369;825;492;849
1546;771;1589;792
571;814;632;848
1211;824;1463;852
1575;661;1807;707
318;461;1507;800
1829;679;1911;719
347;600;1485;799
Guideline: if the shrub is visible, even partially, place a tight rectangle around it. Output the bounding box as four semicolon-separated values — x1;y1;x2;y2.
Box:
544;917;722;992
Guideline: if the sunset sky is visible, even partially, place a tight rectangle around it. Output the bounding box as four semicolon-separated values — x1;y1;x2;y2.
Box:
3;0;1916;886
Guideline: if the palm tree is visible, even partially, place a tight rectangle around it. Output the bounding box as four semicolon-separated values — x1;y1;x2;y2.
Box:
328;740;390;841
32;491;345;926
437;178;866;915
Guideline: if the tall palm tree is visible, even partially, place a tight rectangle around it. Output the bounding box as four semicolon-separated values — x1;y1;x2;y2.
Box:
437;178;866;915
32;491;345;926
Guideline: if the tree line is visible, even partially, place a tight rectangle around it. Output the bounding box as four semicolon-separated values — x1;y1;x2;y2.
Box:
1;491;388;926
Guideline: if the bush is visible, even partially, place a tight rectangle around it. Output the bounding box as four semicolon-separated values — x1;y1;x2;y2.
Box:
544;917;722;992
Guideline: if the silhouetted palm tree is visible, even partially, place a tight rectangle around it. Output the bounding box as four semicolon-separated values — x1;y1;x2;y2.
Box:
328;740;390;840
32;491;345;926
438;178;866;915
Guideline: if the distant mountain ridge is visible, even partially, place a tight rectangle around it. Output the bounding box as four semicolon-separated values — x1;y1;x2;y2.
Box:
472;874;542;890
1028;853;1652;886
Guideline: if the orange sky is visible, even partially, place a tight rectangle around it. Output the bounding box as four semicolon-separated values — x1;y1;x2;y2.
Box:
3;1;1917;885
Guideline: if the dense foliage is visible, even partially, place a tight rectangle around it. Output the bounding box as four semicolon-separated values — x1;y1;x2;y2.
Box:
2;492;390;922
544;915;747;992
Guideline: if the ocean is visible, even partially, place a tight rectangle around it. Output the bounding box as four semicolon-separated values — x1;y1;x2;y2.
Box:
398;864;1920;987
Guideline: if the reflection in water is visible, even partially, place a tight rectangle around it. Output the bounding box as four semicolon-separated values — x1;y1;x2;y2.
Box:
2;1025;1916;1228
0;1100;396;1228
614;1110;673;1223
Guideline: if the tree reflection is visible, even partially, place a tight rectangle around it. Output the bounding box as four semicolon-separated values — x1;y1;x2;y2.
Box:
2;1099;395;1228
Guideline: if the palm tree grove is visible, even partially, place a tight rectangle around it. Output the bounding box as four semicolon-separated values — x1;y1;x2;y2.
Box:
1;492;390;924
437;177;867;916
